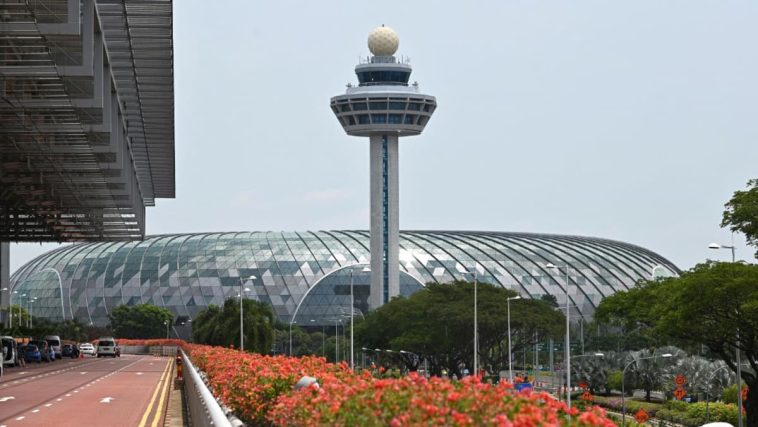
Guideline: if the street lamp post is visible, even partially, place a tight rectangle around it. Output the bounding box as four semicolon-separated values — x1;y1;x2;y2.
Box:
458;265;480;376
164;320;169;339
546;263;571;419
708;241;743;427
622;353;673;426
29;297;37;328
239;275;255;352
350;266;371;370
335;319;341;363
507;295;521;383
289;320;297;356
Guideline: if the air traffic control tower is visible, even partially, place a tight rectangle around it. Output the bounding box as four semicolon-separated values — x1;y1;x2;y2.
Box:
331;26;437;310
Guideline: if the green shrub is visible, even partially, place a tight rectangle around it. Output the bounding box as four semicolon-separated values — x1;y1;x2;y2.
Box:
663;399;689;412
722;384;739;405
607;370;623;392
686;402;738;426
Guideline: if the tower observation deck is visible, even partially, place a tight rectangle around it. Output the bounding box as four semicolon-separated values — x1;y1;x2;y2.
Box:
330;26;437;310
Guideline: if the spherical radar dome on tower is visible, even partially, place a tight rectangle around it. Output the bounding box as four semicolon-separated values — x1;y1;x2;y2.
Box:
368;25;399;56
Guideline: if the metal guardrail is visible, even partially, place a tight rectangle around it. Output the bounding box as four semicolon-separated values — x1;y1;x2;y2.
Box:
181;349;243;427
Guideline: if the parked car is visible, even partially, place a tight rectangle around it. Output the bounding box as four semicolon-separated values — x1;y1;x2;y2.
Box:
23;344;42;363
1;336;21;367
28;340;54;362
44;335;62;359
79;343;96;356
96;337;118;358
61;344;80;358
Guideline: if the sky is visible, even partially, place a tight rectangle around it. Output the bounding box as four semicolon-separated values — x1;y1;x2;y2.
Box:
10;0;758;273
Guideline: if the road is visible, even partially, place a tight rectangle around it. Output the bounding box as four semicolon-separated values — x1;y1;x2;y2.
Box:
0;354;173;427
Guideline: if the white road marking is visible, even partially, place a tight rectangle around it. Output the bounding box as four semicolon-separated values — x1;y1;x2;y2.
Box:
45;403;52;407
15;417;24;421
56;398;62;401
32;409;39;413
136;372;143;375
100;397;114;403
0;396;14;402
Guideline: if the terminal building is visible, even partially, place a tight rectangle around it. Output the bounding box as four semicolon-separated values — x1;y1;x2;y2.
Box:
9;230;678;337
0;0;175;321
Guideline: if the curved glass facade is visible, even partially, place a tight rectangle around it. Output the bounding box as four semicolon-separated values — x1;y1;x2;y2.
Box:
9;231;679;328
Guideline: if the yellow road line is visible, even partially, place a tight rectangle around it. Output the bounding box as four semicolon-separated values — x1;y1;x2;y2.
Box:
138;358;172;427
150;359;174;427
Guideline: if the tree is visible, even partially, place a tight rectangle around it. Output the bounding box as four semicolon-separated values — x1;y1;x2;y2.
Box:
662;356;734;402
355;281;564;378
109;304;174;339
722;178;758;259
192;298;275;354
572;350;623;395
624;346;682;401
595;262;758;425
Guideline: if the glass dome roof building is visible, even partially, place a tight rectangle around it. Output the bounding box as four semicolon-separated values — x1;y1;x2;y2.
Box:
9;231;679;329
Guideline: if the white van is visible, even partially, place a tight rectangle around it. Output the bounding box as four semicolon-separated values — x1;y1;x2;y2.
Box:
1;336;20;367
96;337;119;358
44;335;62;359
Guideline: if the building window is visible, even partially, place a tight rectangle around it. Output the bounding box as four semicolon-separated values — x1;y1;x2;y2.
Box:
358;114;370;124
371;114;387;124
388;114;402;124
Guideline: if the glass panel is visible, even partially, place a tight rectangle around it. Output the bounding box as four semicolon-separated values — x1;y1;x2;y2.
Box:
371;114;387;124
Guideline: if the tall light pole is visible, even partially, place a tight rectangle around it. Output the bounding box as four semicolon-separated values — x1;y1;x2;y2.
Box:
457;264;480;376
622;353;673;426
163;320;169;339
239;275;255;352
335;319;341;363
546;263;571;419
507;295;521;383
29;297;37;328
289;320;296;356
708;241;742;427
350;266;371;370
10;290;22;329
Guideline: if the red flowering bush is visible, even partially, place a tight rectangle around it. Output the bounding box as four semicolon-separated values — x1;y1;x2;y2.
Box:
183;344;353;425
270;371;615;427
180;343;615;426
114;338;185;347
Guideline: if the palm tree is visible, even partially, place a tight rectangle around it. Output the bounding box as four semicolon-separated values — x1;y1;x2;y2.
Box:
625;346;682;401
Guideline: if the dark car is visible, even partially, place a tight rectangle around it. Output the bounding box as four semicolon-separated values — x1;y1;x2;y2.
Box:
62;344;79;358
23;344;42;363
28;340;53;362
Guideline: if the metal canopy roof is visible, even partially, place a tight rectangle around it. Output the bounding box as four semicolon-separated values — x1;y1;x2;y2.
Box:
0;0;175;242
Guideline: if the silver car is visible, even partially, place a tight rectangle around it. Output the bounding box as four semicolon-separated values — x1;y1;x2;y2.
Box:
79;343;96;356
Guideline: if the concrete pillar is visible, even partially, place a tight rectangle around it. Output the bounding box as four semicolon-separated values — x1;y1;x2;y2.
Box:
369;134;399;310
1;243;9;326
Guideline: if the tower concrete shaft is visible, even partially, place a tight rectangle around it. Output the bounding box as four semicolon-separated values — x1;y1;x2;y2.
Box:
369;134;399;309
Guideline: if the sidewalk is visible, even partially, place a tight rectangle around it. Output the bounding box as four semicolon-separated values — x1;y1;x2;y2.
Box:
163;360;188;427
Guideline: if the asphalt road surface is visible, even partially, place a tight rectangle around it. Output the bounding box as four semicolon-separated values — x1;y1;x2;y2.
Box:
0;354;172;427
